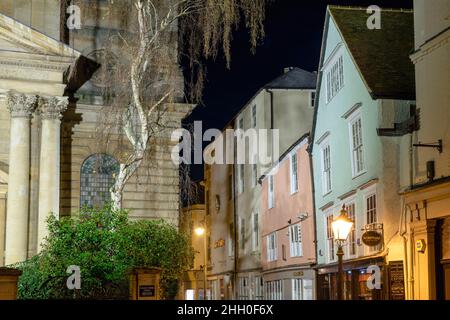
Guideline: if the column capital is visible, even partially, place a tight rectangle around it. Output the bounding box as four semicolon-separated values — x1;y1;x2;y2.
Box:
6;91;38;118
38;96;69;120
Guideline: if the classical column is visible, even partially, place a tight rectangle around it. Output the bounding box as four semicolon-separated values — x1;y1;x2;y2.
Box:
5;92;37;265
37;96;68;251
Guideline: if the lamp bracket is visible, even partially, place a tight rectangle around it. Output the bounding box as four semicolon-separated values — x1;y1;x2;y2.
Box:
413;139;443;154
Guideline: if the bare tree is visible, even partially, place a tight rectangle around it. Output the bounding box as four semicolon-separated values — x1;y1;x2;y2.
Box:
71;0;266;209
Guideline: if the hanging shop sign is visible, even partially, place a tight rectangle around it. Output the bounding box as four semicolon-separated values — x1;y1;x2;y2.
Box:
361;230;382;247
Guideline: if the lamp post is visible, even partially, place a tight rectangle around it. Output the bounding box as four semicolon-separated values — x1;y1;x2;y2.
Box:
331;205;354;300
195;225;207;300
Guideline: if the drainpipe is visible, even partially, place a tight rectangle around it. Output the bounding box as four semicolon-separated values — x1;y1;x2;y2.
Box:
307;136;319;300
233;139;238;300
401;203;415;299
409;133;414;189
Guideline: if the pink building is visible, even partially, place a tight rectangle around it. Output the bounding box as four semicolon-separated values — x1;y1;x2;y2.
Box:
261;134;316;300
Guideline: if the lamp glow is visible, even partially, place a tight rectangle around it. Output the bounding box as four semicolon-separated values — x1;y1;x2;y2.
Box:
195;227;205;236
331;206;354;241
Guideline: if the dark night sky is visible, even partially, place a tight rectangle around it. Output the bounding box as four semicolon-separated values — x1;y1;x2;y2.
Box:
184;0;413;181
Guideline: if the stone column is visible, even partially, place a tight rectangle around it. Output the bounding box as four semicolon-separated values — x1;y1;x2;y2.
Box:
37;96;68;251
4;92;37;265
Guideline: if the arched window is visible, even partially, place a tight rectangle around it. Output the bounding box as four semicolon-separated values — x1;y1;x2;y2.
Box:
80;154;119;208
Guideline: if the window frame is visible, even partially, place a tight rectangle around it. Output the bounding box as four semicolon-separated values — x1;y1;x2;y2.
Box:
310;91;316;108
345;201;357;258
251;104;257;128
348;112;365;178
252;212;260;252
289;223;303;257
252;163;258;188
320;141;332;195
324;209;336;263
240;217;246;252
268;175;275;209
325;54;345;104
290;153;299;194
267;232;277;262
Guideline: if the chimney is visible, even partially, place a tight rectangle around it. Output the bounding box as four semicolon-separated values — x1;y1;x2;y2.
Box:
284;67;294;73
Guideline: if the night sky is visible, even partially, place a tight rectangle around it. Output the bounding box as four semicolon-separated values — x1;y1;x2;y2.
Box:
184;0;413;181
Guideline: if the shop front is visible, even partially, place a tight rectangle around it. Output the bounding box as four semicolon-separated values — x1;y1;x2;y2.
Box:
316;257;402;300
262;267;315;300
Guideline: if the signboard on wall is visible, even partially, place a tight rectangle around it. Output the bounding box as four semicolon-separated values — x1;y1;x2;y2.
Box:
389;261;405;300
139;285;155;297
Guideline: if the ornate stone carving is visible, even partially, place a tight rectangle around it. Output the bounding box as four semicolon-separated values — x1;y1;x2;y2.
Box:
38;96;69;120
6;91;37;118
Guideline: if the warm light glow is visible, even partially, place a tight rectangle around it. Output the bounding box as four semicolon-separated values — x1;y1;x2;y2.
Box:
331;206;354;241
195;227;205;236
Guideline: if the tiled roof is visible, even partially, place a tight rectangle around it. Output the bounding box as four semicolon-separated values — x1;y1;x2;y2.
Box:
264;67;317;89
329;6;415;100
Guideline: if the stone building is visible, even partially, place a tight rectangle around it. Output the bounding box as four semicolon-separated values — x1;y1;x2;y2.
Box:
399;0;450;300
0;1;193;266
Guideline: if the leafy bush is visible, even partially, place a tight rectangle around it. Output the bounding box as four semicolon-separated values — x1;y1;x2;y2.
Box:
16;205;194;299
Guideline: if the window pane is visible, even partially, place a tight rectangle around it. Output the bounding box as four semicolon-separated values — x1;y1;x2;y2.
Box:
80;154;119;208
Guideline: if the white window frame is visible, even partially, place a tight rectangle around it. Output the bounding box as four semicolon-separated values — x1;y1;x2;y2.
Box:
251;104;257;128
240;217;246;253
348;112;365;177
252;212;259;252
292;278;312;300
290;153;299;194
238;277;249;300
238;164;244;194
310;91;316;108
321;142;332;195
267;232;277;262
345;201;357;258
268;175;275;209
325;54;344;104
254;276;264;300
289;224;303;257
266;280;283;300
324;209;336;263
365;192;377;225
363;185;381;254
252;163;258;188
228;222;234;257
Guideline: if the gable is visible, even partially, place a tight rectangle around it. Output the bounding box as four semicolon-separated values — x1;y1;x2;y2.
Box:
0;36;27;53
329;6;415;100
0;13;80;58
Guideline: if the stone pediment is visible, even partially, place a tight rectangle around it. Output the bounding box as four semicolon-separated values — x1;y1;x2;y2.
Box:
0;13;95;97
0;13;80;59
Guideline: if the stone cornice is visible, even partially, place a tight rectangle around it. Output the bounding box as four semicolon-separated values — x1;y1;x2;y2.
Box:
6;91;37;118
0;51;74;73
39;96;69;120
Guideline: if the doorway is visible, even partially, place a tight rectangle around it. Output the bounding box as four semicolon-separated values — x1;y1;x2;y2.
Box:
435;218;450;300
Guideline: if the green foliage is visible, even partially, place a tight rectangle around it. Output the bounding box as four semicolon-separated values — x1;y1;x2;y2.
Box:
16;205;194;299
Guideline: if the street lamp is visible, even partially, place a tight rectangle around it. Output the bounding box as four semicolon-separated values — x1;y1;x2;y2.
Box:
331;205;354;300
194;225;207;300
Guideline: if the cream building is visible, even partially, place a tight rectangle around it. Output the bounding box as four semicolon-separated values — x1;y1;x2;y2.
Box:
0;1;193;266
399;0;450;300
203;68;316;300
